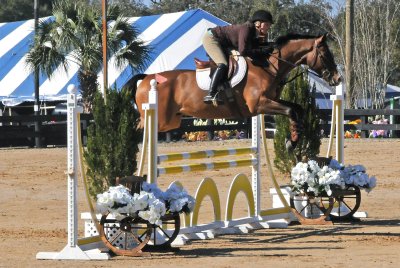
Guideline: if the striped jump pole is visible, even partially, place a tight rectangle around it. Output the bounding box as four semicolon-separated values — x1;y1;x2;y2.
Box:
158;159;258;175
158;147;257;163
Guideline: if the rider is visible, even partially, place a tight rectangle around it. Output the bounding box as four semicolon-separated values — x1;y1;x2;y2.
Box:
202;9;275;104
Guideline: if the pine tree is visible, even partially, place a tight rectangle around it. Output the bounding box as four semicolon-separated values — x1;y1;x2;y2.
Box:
84;87;141;198
273;69;322;175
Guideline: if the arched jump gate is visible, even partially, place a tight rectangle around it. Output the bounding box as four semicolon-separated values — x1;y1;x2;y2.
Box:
36;80;345;260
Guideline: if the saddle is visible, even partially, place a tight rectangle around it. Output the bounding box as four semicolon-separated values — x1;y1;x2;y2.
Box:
194;51;247;93
194;54;239;80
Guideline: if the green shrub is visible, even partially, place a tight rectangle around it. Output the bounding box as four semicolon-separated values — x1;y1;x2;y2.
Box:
84;87;141;198
273;70;322;175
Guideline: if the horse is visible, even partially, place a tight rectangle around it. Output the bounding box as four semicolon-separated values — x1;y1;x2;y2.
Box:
125;33;341;149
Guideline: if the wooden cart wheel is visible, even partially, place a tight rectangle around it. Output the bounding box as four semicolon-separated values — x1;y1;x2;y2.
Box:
290;193;334;225
321;185;361;220
99;213;152;256
142;212;181;249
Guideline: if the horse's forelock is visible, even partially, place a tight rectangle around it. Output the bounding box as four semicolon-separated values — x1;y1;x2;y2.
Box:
274;33;320;48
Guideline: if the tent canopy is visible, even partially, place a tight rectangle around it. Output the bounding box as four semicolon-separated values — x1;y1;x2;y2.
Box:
0;9;228;106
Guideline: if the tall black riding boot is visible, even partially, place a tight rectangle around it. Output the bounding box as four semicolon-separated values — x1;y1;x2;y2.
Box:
203;63;228;104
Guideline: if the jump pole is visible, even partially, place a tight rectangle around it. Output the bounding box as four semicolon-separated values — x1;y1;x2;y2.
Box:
36;85;109;260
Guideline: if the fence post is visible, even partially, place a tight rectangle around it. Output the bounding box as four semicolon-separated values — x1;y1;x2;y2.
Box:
207;119;214;140
360;114;367;138
390;98;395;138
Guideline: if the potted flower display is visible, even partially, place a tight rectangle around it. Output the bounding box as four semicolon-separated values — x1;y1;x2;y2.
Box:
96;182;195;226
95;181;196;255
290;159;377;197
289;158;377;221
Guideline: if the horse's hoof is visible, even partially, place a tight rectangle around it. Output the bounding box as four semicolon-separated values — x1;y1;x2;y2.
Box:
285;137;299;152
285;138;294;152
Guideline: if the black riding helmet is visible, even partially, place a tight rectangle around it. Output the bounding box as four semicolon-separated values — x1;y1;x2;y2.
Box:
250;10;274;24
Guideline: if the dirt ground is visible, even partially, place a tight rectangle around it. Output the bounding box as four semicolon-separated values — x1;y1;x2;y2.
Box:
1;138;400;268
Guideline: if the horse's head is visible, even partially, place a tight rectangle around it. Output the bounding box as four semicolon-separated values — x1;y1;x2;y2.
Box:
305;34;342;86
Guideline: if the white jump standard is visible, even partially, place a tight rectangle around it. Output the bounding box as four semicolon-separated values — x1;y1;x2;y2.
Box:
36;84;109;260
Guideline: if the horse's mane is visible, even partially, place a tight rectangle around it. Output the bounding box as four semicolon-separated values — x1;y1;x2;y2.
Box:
274;33;320;48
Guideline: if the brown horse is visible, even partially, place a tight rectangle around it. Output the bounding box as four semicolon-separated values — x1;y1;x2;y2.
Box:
126;33;341;149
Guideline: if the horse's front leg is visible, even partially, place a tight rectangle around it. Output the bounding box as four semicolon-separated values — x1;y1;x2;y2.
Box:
255;98;304;151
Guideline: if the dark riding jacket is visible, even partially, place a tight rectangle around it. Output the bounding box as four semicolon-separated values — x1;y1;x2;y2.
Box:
210;21;272;58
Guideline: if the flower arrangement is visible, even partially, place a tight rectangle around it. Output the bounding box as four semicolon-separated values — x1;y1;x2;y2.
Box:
182;130;247;142
183;131;209;141
291;159;377;196
345;130;361;139
369;116;389;138
96;182;195;226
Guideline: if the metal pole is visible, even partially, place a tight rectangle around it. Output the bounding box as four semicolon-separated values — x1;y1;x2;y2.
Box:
390;98;395;137
345;0;354;108
102;0;108;102
34;0;42;147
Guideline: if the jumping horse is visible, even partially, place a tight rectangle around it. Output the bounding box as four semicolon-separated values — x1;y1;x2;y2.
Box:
125;33;341;149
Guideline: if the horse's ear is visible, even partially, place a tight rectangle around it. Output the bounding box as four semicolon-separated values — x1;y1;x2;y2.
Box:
316;33;328;45
315;35;324;46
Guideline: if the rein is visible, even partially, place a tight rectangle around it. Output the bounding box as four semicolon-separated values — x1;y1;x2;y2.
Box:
267;52;306;86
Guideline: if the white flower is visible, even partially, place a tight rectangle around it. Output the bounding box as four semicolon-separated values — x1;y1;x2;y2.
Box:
164;185;196;213
138;198;166;225
131;191;150;211
96;185;133;214
308;160;320;173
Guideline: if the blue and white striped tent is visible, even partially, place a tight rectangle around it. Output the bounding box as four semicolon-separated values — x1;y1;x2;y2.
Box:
0;9;228;106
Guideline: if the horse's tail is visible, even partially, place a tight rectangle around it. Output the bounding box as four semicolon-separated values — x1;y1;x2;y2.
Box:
123;73;147;102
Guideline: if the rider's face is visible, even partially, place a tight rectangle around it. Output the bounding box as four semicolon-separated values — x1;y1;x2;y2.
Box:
258;22;271;36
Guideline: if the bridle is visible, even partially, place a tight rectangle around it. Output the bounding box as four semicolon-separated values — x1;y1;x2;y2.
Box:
306;41;337;81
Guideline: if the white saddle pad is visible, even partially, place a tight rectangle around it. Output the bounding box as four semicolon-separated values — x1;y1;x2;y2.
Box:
195;56;247;91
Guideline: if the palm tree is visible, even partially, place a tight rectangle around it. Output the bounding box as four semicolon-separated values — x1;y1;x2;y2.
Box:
26;0;150;111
